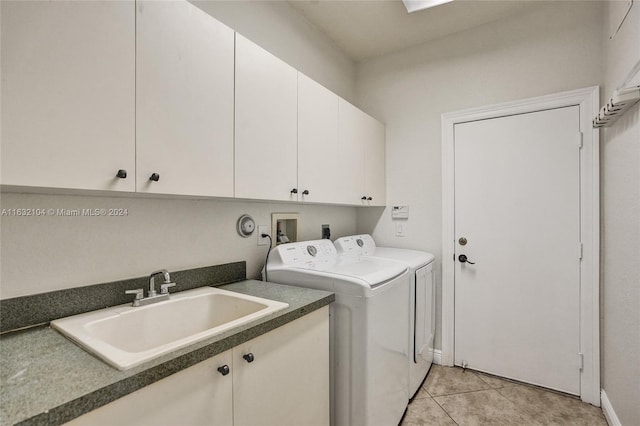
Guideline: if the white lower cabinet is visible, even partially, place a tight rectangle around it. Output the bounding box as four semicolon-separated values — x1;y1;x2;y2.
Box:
66;350;233;426
66;306;329;426
233;306;329;426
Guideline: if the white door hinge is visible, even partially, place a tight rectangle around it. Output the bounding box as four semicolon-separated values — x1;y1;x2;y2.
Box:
577;132;583;149
578;242;583;260
578;353;584;371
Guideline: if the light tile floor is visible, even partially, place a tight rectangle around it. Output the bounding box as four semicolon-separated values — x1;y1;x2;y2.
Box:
402;365;607;426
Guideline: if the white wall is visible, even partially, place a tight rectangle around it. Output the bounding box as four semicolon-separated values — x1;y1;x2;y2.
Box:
191;0;356;103
600;2;640;424
354;1;604;349
0;193;355;298
0;0;358;300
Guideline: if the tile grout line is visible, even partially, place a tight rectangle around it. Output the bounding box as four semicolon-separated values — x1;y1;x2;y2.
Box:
494;384;608;422
429;385;512;398
430;396;460;426
422;366;606;425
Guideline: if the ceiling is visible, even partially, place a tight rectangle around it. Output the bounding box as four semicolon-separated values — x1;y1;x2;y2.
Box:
286;0;541;62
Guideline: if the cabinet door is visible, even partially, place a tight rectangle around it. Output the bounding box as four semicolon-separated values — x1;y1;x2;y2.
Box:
66;351;233;426
235;34;298;202
1;0;135;191
234;306;330;426
298;73;339;204
364;116;386;206
337;99;366;204
136;0;234;197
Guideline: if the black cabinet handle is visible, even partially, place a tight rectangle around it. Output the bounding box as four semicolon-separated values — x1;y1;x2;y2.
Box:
367;197;373;201
116;169;127;179
458;254;475;265
149;173;160;182
302;190;309;195
217;365;230;376
243;353;255;363
290;188;298;194
361;196;367;200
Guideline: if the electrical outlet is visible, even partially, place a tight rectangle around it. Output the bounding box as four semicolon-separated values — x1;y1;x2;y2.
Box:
322;224;331;239
258;225;270;246
395;223;405;237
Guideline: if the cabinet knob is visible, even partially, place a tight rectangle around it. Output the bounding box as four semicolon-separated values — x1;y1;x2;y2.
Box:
290;188;298;194
116;169;127;179
361;196;367;201
217;365;230;376
302;190;309;195
243;353;255;363
367;197;373;201
149;173;160;182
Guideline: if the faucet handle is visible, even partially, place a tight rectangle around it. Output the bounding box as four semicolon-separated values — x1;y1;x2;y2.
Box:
160;282;176;295
125;288;144;299
125;289;144;306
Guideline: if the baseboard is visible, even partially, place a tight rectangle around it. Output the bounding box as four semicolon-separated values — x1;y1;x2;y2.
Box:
601;390;622;426
431;349;442;365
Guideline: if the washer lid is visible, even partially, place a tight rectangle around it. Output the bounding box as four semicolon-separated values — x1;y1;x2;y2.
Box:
292;256;407;286
368;247;435;269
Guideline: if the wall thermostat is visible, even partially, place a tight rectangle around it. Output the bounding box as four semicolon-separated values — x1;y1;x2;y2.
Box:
391;205;409;219
237;214;256;238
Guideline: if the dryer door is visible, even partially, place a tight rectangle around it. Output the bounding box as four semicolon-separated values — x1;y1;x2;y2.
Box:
414;263;434;363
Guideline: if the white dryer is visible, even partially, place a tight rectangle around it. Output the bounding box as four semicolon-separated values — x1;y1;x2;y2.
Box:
334;234;435;400
265;239;410;426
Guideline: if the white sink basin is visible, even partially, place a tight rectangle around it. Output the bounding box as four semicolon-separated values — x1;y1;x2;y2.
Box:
51;286;289;370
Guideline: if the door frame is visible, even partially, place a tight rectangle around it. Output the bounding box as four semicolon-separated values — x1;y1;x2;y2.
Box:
441;86;600;405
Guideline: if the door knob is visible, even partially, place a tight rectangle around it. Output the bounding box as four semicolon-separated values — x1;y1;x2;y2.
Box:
217;365;230;376
149;173;160;182
361;196;367;200
116;169;127;179
302;189;309;195
290;188;298;194
458;254;475;265
367;197;373;201
243;353;255;363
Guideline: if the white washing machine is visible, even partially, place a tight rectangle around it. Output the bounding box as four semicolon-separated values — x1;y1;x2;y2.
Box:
334;234;435;400
265;239;410;426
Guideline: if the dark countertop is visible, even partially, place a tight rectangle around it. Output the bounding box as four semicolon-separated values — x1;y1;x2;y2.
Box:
0;280;334;426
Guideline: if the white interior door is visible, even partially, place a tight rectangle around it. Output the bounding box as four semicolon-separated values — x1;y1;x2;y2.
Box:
454;106;581;395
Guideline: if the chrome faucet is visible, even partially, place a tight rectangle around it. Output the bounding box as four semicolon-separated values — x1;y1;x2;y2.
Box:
125;269;176;307
149;269;173;297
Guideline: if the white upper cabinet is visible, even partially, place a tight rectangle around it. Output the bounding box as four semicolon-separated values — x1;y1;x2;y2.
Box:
337;100;366;205
0;0;135;191
297;73;340;204
364;115;386;206
234;34;298;202
1;2;384;205
136;0;234;197
337;99;386;206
